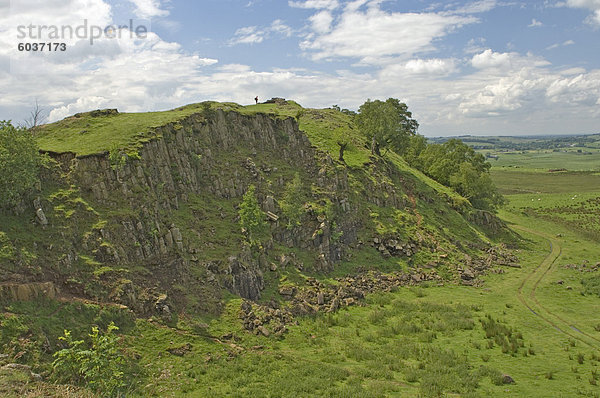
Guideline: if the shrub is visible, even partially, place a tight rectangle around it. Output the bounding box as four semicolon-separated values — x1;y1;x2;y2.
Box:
280;173;305;229
239;185;268;246
52;322;130;396
0;121;41;209
108;144;126;170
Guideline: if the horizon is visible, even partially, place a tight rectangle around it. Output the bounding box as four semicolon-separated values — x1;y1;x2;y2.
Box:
2;0;600;136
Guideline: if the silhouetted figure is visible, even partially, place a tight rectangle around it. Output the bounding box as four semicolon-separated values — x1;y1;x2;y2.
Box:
255;96;259;104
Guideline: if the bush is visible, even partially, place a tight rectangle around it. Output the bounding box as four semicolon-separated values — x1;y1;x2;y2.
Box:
280;173;305;229
239;185;267;246
0;121;40;209
52;322;130;396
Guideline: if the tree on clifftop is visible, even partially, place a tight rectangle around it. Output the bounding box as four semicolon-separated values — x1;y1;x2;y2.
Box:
0;121;40;209
356;98;419;156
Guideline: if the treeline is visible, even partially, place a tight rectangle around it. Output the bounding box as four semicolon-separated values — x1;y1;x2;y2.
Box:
431;134;600;152
351;98;504;212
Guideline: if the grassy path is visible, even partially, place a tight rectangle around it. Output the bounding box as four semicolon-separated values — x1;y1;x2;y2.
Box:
512;224;600;350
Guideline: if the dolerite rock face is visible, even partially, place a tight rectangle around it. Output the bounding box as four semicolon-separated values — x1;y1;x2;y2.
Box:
21;105;507;317
40;108;367;313
469;209;506;233
225;253;264;301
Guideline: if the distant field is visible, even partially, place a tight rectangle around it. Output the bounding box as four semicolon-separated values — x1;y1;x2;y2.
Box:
489;151;600;171
491;169;600;195
491;139;600;243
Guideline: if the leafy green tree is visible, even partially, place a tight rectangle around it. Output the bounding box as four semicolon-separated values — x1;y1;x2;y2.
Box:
356;98;418;156
450;163;504;211
280;173;305;229
239;185;268;246
52;322;129;396
0;121;41;209
416;139;504;211
403;134;429;170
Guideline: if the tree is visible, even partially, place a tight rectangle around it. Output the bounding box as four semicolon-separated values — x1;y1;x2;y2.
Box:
355;98;418;156
450;163;504;211
24;99;47;131
403;134;428;170
415;139;504;211
239;185;268;246
280;173;305;229
0;121;41;209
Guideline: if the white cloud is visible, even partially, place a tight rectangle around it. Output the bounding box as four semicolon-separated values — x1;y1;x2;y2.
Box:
546;39;576;50
471;49;512;69
288;0;339;10
0;0;219;123
270;19;293;37
546;71;600;105
229;26;265;45
309;10;334;33
382;58;458;76
455;54;600;119
128;0;169;19
563;0;600;25
528;18;543;27
446;0;498;14
300;5;476;63
228;20;293;46
464;37;487;54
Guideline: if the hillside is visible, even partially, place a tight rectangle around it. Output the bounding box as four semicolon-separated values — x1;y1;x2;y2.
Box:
0;99;518;396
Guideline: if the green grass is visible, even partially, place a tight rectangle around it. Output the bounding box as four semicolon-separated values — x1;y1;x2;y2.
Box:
123;212;600;397
491;169;600;195
137;149;600;397
36;104;212;156
490;150;600;171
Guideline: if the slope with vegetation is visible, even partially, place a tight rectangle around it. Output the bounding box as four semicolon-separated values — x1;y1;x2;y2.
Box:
0;98;518;396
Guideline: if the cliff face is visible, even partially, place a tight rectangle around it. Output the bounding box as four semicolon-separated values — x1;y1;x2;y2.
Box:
37;109;355;314
0;106;505;316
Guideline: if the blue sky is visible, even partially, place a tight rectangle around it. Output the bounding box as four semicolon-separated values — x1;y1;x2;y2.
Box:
1;0;599;136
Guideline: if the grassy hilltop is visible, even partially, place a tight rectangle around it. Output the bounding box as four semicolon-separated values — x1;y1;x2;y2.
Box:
1;100;600;396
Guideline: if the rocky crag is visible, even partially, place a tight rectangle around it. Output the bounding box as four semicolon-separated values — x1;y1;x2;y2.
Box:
0;101;512;318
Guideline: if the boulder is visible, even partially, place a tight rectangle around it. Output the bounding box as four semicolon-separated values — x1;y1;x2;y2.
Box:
502;374;515;384
35;208;48;226
279;285;296;297
317;292;325;306
461;268;475;280
258;326;270;337
167;343;192;357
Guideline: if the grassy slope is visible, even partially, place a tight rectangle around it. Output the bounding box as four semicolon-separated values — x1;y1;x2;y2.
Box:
126;146;600;397
5;101;560;396
124;132;600;396
36;105;209;156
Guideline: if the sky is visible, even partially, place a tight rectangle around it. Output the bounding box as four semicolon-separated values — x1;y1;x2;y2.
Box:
1;0;599;136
